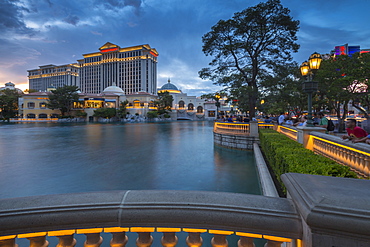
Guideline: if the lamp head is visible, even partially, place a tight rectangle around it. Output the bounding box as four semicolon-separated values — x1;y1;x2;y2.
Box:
300;61;310;76
309;52;322;70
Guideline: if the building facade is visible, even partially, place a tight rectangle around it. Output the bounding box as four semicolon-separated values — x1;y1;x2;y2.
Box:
78;42;158;95
28;64;79;92
27;42;158;95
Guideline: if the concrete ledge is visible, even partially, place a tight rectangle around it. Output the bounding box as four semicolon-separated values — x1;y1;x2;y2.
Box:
0;190;301;239
253;143;279;197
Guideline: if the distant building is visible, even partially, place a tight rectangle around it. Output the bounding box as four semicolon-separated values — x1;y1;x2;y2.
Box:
28;64;79;92
78;42;158;95
28;42;159;95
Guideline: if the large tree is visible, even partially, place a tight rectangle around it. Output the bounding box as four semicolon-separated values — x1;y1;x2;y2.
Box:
314;53;370;131
199;0;299;117
0;89;21;121
47;85;79;116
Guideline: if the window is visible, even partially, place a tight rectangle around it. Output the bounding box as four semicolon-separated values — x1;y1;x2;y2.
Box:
39;102;47;109
188;103;194;111
51;114;59;118
208;111;215;117
178;100;185;108
27;102;35;109
39;114;47;118
27;113;36;118
197;106;203;113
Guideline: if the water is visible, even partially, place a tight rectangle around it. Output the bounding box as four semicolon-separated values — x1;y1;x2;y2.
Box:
0;121;262;246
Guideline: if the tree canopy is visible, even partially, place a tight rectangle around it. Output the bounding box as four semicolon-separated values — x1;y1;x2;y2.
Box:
0;89;21;121
47;85;79;116
155;91;173;115
199;0;299;117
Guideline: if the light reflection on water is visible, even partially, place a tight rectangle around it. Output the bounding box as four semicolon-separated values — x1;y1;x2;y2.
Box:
0;121;261;198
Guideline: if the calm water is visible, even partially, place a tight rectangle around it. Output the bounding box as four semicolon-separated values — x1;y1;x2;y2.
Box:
0;121;261;198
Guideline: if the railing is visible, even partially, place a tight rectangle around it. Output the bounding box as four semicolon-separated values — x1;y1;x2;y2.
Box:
310;132;370;177
0;190;301;247
9;118;59;122
276;125;298;141
214;122;250;135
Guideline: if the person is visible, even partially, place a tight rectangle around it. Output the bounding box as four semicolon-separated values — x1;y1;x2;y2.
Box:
342;119;368;142
313;113;320;125
278;112;285;125
352;134;370;144
294;116;307;127
264;116;272;123
285;116;293;125
317;112;328;129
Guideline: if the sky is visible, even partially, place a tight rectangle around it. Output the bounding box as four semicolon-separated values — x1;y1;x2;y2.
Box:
2;0;370;96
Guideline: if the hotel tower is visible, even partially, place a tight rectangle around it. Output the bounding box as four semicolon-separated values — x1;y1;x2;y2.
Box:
28;42;159;95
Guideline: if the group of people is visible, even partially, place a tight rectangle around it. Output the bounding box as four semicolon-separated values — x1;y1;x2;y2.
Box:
278;112;370;144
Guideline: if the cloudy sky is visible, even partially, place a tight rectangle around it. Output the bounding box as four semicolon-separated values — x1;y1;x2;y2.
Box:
1;0;370;96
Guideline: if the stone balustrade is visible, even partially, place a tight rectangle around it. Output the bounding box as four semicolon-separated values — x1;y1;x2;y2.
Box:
309;131;370;177
0;190;301;247
213;122;250;135
275;125;298;141
1;173;370;247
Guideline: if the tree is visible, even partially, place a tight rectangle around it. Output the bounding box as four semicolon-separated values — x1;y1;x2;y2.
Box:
93;108;117;118
47;85;79;116
199;0;299;117
0;89;21;121
155;91;173;115
117;100;129;118
314;53;370;131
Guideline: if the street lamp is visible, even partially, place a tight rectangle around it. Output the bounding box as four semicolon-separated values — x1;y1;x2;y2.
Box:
215;93;221;119
300;52;322;127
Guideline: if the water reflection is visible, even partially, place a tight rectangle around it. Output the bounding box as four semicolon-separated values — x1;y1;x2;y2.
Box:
0;121;261;199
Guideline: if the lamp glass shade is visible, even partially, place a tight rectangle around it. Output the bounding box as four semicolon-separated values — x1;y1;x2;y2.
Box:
300;61;310;76
309;52;322;70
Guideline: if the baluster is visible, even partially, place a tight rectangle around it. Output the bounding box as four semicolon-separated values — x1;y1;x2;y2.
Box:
84;233;102;247
186;232;203;247
264;240;282;247
27;236;49;247
136;232;153;247
56;235;76;247
237;237;255;247
110;233;128;247
161;232;178;247
0;238;18;247
211;234;228;247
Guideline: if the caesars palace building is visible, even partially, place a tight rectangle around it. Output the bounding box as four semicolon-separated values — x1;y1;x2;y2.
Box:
28;42;158;95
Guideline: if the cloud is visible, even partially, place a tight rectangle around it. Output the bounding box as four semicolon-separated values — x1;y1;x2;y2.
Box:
91;31;102;36
63;15;80;25
0;0;35;36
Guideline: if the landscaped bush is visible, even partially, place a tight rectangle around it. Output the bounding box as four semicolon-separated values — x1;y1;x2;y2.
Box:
259;129;358;192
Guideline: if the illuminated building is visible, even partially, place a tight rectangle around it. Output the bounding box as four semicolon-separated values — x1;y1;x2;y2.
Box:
333;44;370;56
28;64;79;92
78;42;158;95
27;42;158;95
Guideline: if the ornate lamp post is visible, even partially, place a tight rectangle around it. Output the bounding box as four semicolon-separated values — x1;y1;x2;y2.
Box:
215;93;221;118
300;52;322;127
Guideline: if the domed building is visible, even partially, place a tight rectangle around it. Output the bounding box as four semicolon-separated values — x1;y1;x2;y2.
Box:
0;82;23;94
102;84;125;95
158;79;182;94
157;80;216;120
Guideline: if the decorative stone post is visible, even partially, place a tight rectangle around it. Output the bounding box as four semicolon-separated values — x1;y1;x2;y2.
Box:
136;232;153;247
185;232;203;247
296;127;326;150
0;238;18;247
27;236;49;247
237;237;255;247
249;121;259;137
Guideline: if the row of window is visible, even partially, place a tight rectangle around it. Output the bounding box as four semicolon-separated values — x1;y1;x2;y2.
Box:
26;113;59;118
26;102;47;109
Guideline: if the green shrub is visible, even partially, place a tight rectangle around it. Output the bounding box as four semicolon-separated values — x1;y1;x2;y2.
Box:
259;129;358;192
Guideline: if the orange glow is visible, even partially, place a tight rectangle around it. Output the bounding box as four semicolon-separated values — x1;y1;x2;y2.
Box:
76;228;103;234
208;230;233;235
104;227;129;233
150;51;158;57
17;232;47;238
48;230;76;236
280;126;297;133
235;232;262;238
130;227;155;232
182;228;207;233
0;235;17;240
101;47;119;53
156;228;181;232
263;235;292;242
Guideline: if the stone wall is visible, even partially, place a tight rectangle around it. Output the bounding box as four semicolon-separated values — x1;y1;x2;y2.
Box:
214;132;257;150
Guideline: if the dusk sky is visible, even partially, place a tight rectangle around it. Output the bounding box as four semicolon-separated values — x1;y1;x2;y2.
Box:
2;0;370;96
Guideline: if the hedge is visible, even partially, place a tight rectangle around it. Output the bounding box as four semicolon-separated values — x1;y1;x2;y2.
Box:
259;129;358;192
